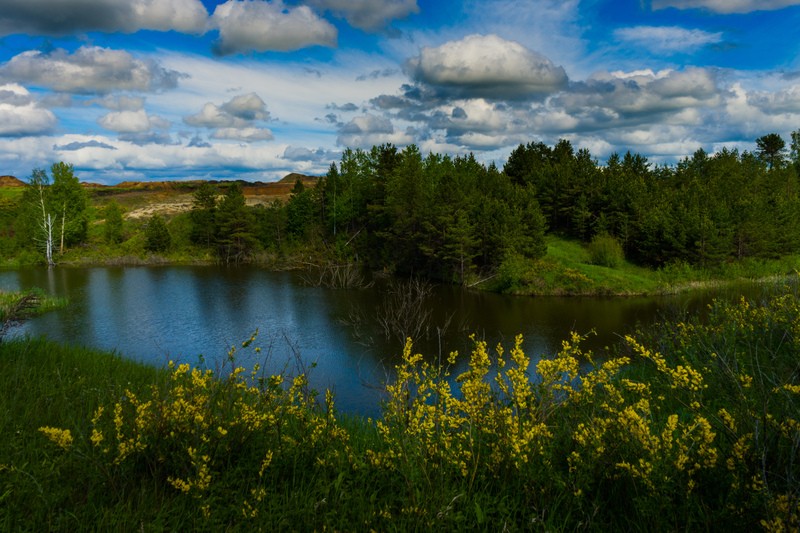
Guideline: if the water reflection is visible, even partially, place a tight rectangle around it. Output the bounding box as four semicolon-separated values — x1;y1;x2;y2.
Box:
0;266;762;416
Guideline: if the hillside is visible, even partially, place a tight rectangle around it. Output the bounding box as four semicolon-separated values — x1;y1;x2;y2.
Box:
0;176;24;187
0;173;320;219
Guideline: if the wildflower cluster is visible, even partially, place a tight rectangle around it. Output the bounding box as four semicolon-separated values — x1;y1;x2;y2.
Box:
84;332;350;521
372;334;555;493
370;285;799;529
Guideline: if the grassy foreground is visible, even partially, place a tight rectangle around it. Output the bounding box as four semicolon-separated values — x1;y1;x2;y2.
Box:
1;281;799;531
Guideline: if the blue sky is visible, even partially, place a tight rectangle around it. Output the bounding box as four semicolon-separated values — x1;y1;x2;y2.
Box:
0;0;799;184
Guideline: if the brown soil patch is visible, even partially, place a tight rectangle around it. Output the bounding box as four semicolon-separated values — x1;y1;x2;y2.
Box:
0;176;24;187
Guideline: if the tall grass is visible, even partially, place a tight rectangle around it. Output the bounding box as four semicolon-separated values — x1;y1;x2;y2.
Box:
2;279;799;530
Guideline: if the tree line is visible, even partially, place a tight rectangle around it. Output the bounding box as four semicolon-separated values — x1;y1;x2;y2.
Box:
3;132;799;284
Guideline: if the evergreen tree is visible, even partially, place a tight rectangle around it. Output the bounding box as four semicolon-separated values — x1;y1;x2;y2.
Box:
144;214;171;253
756;133;787;170
103;201;124;244
189;182;218;248
216;183;256;264
286;179;315;240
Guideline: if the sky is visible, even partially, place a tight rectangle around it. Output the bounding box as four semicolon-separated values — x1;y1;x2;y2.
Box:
0;0;799;184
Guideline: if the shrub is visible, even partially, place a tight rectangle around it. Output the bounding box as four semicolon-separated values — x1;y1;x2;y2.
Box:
144;214;171;253
588;232;624;268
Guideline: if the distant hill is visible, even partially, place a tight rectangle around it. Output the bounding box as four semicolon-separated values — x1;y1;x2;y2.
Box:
0;173;318;190
0;176;24;187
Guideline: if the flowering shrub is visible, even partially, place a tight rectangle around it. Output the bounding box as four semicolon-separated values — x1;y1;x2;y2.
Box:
80;333;350;522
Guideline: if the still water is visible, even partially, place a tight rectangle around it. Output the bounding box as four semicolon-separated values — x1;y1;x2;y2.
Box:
0;266;758;416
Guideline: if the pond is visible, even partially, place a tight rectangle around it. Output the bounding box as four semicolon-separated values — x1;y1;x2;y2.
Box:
0;265;762;417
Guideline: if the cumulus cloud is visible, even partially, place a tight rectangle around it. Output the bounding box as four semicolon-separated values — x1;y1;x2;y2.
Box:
748;84;800;114
652;0;800;13
0;0;207;36
614;26;724;53
362;63;731;156
54;140;117;151
184;93;273;143
98;109;170;133
552;68;721;127
0;83;57;136
406;34;568;99
309;0;419;31
0;46;184;94
282;145;335;162
212;127;274;142
337;113;413;148
185;102;249;128
220;93;270;121
327;102;359;112
211;1;337;55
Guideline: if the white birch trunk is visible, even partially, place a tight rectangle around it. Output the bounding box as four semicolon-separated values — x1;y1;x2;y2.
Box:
37;183;55;267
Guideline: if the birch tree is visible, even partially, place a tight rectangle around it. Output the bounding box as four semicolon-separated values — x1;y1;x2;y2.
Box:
25;168;55;266
49;162;88;252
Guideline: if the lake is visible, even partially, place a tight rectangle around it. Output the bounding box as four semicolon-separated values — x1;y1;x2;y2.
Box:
0;265;762;417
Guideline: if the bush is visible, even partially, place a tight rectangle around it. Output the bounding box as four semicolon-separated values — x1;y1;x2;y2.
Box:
144;214;171;253
588;232;624;268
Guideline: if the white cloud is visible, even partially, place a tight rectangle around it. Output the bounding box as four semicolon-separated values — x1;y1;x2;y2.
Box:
309;0;419;31
337;113;413;147
183;92;274;143
0;46;184;94
0;83;56;136
652;0;800;13
282;145;335;162
614;26;723;53
0;0;207;36
220;93;270;121
457;0;585;73
98;109;169;133
185;102;250;128
1;132;325;184
555;68;721;122
211;0;337;55
748;84;800;114
212;127;274;142
407;34;568;99
725;82;800;137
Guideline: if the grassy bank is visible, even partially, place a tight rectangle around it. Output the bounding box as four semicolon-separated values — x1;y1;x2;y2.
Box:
2;279;798;531
487;236;800;296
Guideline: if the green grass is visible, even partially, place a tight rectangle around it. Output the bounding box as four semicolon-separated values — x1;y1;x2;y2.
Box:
0;188;22;201
491;235;800;296
0;338;164;530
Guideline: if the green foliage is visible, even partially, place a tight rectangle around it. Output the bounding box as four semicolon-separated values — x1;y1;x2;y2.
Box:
103;201;124;244
49;162;89;249
588;232;624;268
189;182;217;247
285;179;316;240
215;183;257;264
144;214;171;253
4;133;800;289
756;132;787;169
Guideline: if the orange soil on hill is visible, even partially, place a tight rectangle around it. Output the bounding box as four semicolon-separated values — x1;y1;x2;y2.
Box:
0;176;24;187
0;172;319;219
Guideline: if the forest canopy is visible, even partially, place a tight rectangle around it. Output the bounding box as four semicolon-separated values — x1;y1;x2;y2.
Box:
3;133;800;286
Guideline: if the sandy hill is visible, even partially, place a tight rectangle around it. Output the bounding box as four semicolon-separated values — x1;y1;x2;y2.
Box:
0;176;24;187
